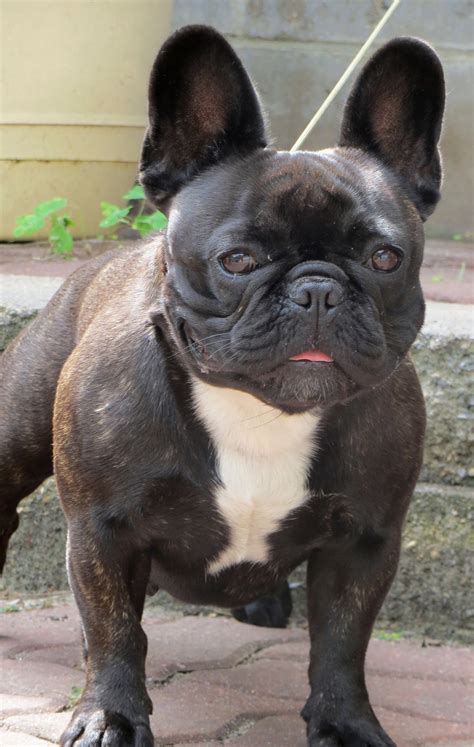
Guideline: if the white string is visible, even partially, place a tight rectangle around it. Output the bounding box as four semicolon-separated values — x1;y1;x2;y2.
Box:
290;0;402;152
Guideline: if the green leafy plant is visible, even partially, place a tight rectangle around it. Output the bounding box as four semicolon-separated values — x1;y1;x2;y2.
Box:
374;629;403;641
68;685;84;708
13;185;167;257
0;602;20;613
13;198;75;255
99;185;167;238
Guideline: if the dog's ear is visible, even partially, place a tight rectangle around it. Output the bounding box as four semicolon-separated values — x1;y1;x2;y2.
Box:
339;38;445;220
139;25;267;208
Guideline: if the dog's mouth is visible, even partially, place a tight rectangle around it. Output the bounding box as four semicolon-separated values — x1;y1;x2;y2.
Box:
289;349;334;363
181;321;335;372
176;320;382;409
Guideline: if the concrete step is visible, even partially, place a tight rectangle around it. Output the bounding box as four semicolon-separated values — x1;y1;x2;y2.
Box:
1;479;472;643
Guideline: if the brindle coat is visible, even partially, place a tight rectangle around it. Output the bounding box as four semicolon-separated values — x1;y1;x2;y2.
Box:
0;26;445;747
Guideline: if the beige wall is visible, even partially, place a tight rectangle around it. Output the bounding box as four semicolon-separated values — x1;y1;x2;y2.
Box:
0;0;173;239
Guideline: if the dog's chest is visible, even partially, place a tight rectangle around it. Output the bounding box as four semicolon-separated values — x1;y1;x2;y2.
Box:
192;380;319;574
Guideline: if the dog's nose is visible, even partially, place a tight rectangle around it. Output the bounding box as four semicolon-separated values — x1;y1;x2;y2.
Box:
289;276;344;312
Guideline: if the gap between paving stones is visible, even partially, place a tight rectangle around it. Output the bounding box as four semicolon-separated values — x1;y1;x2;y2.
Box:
150;638;304;689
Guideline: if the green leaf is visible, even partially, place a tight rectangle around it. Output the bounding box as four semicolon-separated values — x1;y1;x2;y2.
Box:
132;210;168;237
431;274;444;284
123;184;146;201
13;212;46;237
99;202;131;229
68;685;84;708
375;630;403;641
49;215;74;255
457;261;466;282
34;197;68;218
452;233;463;241
0;603;20;613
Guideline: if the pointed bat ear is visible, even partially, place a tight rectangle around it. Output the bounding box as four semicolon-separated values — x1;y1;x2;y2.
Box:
139;25;268;209
339;37;445;220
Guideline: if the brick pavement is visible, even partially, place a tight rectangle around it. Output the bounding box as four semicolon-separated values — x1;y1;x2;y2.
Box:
0;603;472;746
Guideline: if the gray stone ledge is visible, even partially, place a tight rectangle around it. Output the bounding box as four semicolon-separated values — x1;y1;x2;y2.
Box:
172;0;474;51
209;35;474;60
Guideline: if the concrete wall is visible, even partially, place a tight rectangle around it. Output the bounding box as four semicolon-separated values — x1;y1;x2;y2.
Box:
172;0;474;239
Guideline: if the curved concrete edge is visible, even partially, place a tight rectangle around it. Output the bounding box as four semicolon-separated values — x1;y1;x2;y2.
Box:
422;301;474;339
0;274;63;312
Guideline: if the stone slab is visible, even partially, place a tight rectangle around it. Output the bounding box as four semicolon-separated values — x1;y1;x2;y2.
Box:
188;657;308;701
0;694;61;719
257;637;474;684
1;605;473;746
0;275;62;313
149;678;298;744
144;615;305;681
0;481;68;592
0;729;54;746
2;713;71;746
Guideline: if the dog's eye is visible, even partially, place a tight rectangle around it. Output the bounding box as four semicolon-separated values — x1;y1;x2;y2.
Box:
220;252;258;274
370;246;403;272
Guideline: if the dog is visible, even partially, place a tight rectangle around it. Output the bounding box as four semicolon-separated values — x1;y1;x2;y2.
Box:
0;25;445;747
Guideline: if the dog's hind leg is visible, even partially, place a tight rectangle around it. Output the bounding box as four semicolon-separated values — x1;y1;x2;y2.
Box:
0;272;90;572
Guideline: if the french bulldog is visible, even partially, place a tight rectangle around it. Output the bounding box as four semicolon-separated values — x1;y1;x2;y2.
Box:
0;25;445;747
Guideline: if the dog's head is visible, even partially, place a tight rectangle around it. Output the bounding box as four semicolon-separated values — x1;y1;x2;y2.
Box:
140;26;445;412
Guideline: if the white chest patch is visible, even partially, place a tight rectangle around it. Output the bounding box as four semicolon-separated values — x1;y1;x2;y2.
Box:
192;379;320;575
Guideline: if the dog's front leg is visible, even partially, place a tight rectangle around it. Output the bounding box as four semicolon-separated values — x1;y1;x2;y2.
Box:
303;534;400;747
60;519;153;747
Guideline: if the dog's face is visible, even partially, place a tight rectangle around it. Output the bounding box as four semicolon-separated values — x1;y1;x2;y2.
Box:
140;27;444;411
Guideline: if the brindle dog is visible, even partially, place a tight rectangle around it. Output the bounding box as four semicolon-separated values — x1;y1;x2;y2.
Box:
0;25;445;747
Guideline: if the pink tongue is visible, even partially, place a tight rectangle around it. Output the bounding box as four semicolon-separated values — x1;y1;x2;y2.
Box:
290;350;333;363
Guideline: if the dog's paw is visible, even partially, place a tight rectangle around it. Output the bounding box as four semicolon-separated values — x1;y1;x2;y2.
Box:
231;580;292;628
60;707;154;747
302;697;396;747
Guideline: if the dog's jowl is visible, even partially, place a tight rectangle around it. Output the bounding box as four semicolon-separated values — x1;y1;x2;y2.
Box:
0;25;445;747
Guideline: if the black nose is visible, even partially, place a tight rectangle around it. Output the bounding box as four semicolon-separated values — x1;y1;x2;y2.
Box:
289;276;344;312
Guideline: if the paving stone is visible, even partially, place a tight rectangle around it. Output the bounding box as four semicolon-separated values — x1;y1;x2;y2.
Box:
367;639;474;684
2;712;71;745
143;615;305;681
187;658;309;701
0;605;80;656
375;707;474;746
171;709;473;747
256;640;307;662
368;674;473;725
0;694;62;718
0;659;83;701
149;678;298;743
258;638;474;684
0;729;54;746
223;713;306;746
16;643;82;670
